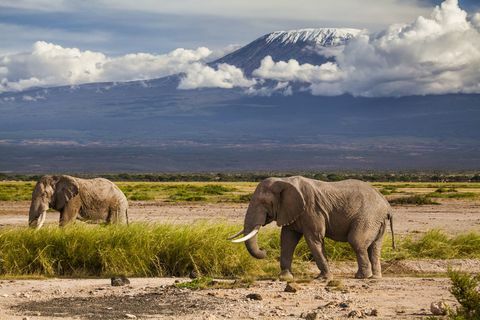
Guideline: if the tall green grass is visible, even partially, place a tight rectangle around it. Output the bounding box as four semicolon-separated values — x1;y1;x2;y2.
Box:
1;225;479;278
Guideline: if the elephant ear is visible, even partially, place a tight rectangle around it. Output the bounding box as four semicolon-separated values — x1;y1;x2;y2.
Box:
270;180;306;226
54;176;79;210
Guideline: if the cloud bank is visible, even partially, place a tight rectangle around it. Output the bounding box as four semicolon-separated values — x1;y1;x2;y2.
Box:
0;42;251;92
1;0;479;97
253;0;480;97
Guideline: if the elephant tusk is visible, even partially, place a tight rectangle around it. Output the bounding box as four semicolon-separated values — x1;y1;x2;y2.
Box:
227;229;244;240
36;211;46;230
231;227;260;243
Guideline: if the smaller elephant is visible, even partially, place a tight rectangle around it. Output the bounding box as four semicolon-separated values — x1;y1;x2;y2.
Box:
229;176;394;280
29;175;129;229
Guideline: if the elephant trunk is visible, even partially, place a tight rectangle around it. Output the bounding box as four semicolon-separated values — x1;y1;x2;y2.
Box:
244;231;267;259
242;204;268;259
28;196;48;229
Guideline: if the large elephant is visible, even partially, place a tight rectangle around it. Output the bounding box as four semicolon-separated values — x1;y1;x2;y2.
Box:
29;175;129;229
229;176;394;280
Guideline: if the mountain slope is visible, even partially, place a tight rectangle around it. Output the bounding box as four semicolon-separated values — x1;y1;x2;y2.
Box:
213;28;360;75
1;27;479;172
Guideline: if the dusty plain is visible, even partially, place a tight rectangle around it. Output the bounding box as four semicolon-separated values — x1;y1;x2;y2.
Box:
0;181;479;319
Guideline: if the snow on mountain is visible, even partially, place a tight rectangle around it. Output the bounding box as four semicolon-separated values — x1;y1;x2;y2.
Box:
213;28;360;75
265;28;361;46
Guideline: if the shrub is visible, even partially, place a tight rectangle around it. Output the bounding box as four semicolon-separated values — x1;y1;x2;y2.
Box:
389;195;439;206
448;270;480;319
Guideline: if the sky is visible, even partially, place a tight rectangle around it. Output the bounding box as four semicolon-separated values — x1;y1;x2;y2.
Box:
0;0;478;55
0;0;479;97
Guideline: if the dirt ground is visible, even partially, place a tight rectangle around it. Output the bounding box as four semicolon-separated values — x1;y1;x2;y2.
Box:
0;199;479;319
1;199;479;235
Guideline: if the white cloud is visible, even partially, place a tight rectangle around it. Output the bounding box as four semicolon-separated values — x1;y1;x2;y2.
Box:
0;41;214;92
93;0;430;30
245;81;293;96
253;56;342;83
178;63;255;89
251;0;480;97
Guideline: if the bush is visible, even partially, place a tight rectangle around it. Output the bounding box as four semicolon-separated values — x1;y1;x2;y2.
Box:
389;195;439;206
448;270;480;319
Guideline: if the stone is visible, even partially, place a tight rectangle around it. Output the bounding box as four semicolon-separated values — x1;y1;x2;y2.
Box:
246;293;263;301
303;311;318;320
125;314;137;319
284;283;299;293
339;302;349;309
430;301;448;316
364;308;378;316
111;276;130;286
347;310;358;318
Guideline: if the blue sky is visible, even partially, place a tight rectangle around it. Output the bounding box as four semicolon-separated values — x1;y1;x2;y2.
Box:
0;0;478;55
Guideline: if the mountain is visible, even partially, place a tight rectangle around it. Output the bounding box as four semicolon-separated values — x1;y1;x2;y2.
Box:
213;28;360;75
0;28;479;173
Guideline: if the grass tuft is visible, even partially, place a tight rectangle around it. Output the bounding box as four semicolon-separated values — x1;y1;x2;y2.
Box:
0;225;479;278
389;195;440;206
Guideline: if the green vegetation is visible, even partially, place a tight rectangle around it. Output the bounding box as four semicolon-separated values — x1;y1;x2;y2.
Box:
448;270;480;319
175;276;253;290
389;195;440;206
0;182;35;201
2;180;480;203
0;224;478;278
1;172;480;183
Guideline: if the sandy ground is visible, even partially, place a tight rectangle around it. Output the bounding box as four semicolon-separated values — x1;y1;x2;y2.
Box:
0;199;479;319
1;199;479;235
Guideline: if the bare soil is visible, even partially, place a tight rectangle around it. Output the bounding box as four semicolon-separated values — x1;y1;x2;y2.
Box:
2;199;479;235
0;199;479;319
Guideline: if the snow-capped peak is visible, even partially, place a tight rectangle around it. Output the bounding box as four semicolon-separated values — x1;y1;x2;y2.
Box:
265;28;361;46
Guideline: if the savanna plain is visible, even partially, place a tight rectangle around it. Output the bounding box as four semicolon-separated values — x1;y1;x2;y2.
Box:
0;179;480;319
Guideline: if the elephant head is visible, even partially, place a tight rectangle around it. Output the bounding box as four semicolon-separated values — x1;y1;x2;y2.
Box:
29;175;79;229
229;177;306;259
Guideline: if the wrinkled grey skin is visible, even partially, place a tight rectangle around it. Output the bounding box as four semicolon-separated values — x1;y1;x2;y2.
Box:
29;175;129;229
241;176;394;280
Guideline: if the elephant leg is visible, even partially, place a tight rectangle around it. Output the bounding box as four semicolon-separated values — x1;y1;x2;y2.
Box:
368;223;386;279
304;234;331;280
59;196;81;227
279;227;302;280
349;234;373;279
368;237;383;279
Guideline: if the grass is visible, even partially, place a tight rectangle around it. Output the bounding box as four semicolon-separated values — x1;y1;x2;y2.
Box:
0;224;479;279
389;195;440;206
0;182;35;201
2;181;479;203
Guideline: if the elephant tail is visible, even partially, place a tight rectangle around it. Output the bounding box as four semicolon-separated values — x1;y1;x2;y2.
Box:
387;213;395;250
125;208;129;226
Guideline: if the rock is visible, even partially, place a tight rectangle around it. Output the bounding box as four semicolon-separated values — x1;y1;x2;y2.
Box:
430;301;448;316
303;311;318;320
125;314;137;319
111;275;130;286
363;308;378;316
339;302;349;309
22;317;29;320
246;293;263;301
347;310;358;318
284;283;299;293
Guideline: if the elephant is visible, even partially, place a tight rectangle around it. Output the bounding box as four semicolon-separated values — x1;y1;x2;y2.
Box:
29;175;129;229
229;176;394;280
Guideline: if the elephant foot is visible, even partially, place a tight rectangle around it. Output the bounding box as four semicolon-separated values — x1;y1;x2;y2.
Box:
355;271;373;279
370;273;382;279
279;270;294;281
315;272;332;281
